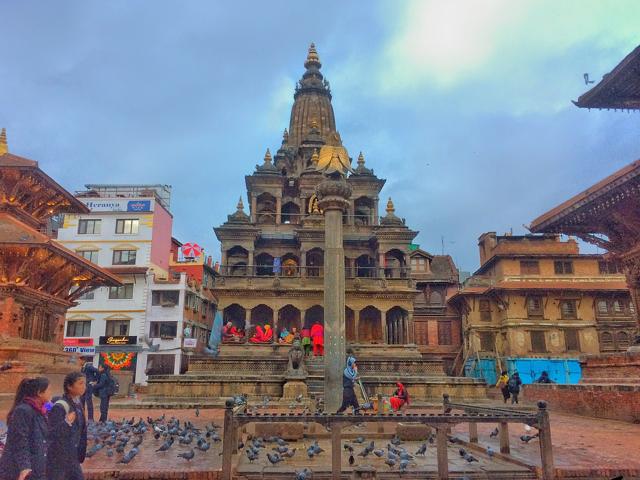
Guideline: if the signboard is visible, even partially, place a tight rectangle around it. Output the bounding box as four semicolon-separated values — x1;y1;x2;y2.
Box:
83;199;153;213
64;346;96;355
183;338;198;348
99;336;137;346
63;338;94;347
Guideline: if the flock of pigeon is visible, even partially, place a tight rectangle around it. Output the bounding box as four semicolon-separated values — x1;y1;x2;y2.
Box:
84;413;221;466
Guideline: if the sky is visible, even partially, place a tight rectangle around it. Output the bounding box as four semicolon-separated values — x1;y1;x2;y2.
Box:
1;0;639;273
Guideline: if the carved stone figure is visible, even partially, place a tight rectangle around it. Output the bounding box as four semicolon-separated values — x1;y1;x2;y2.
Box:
286;335;307;378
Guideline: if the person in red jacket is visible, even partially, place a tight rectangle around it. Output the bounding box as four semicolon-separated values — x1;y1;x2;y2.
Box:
310;320;324;356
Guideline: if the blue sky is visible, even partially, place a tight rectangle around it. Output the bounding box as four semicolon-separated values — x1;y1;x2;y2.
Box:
1;0;639;272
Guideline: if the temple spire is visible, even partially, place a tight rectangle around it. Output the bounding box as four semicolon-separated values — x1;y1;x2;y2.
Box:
237;196;245;211
357;152;365;167
386;197;395;214
305;42;321;69
264;148;273;165
0;128;7;155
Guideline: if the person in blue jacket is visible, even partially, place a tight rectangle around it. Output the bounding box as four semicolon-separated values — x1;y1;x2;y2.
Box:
0;377;52;480
93;365;114;423
47;371;88;480
337;355;360;414
80;361;99;423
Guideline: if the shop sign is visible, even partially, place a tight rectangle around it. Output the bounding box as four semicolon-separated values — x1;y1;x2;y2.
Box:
63;338;94;346
99;336;137;346
183;338;197;348
63;346;96;355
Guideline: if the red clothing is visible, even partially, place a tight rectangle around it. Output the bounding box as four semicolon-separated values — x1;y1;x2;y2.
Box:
310;323;324;356
250;325;273;343
390;382;409;411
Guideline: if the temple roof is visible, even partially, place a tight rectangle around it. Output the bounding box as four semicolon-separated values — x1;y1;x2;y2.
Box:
529;158;640;234
574;44;640;110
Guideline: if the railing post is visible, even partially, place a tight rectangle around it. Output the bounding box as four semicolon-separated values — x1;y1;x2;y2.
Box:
331;421;343;480
537;401;555;480
468;421;478;443
222;399;235;480
499;421;510;454
436;425;449;480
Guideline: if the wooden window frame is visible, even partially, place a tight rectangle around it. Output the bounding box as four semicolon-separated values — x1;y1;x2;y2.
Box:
527;296;544;318
560;299;577;319
479;299;492;321
520;260;540;275
564;329;580;352
530;330;547;353
554;260;574;275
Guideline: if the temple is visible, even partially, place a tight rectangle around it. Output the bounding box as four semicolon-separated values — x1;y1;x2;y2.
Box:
146;45;482;402
0;129;121;391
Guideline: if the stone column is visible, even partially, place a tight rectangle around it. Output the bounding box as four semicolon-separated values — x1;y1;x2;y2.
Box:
316;173;352;413
381;310;388;344
407;310;415;344
276;197;282;224
248;249;255;276
353;309;360;344
245;308;252;338
250;194;257;223
349;200;355;225
373;197;379;225
378;251;386;278
301;250;307;277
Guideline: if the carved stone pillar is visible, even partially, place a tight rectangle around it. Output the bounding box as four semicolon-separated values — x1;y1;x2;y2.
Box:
301;250;307;277
373;197;379;225
353;309;360;343
407;310;415;344
276;197;282;224
381;310;387;344
250;194;257;223
245;308;252;338
248;249;255;276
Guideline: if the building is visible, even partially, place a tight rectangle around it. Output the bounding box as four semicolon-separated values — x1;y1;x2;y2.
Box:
409;249;462;370
450;233;635;368
213;44;420;351
57;184;174;384
0;129;120;391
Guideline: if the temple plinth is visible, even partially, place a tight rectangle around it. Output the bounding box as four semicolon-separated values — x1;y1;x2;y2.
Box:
316;171;352;412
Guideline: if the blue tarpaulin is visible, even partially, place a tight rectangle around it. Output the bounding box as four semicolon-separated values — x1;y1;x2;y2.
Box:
465;357;582;384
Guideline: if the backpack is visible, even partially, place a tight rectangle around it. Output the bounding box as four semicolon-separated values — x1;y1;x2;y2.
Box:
507;377;520;391
52;398;71;415
107;375;120;397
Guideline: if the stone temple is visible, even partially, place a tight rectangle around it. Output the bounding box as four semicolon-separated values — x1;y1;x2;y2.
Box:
147;44;484;402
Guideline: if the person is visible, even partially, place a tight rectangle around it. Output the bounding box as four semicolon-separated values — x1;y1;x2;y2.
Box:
496;371;510;404
249;324;273;343
337;355;360;414
301;328;311;356
278;327;291;344
534;371;555;384
222;321;243;342
508;371;522;405
93;365;114;423
47;372;88;480
389;382;409;411
279;327;297;344
310;320;324;356
80;361;99;423
0;377;52;480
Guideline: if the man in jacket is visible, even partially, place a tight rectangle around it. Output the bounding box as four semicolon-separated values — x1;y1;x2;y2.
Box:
81;361;99;423
93;365;113;423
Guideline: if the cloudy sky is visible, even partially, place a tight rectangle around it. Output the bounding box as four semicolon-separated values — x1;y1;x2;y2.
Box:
2;0;639;272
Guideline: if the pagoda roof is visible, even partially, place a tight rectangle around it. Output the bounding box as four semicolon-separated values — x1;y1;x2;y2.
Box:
574;44;640;110
530;158;640;233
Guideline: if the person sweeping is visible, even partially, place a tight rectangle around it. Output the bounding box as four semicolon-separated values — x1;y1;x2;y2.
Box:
337;355;360;414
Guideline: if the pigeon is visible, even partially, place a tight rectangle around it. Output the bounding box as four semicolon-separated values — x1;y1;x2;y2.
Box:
385;458;396;468
195;408;200;418
373;449;385;458
358;448;370;458
449;436;461;444
119;447;139;464
524;425;532;433
267;452;283;465
85;444;104;458
520;434;539;443
353;436;365;444
487;445;495;459
490;427;499;438
295;394;304;403
273;445;289;454
344;444;354;453
106;449;114;458
391;435;403;446
276;437;288;447
399;451;413;460
459;448;467;457
178;449;195;461
349;454;355;465
464;452;479;463
415;443;427;456
281;448;297;459
294;468;312;480
156;437;175;452
196;441;211;452
246;449;259;463
399;458;410;472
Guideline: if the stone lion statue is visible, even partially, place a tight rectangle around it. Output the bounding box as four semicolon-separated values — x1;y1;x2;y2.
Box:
286;334;307;377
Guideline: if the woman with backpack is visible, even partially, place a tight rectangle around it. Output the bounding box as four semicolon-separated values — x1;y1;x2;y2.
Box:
93;365;114;423
495;371;510;403
47;372;88;480
508;371;523;405
0;377;52;480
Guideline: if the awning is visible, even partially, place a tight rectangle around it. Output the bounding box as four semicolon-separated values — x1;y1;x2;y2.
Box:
95;345;143;353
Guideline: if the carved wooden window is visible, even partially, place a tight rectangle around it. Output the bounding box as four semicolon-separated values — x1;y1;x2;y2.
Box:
596;299;609;315
106;320;129;336
600;331;614;351
115;219;139;235
527;296;544;318
108;283;134;299
429;291;443;305
598;261;622;275
414;322;429;345
554;260;574;275
560;300;577;319
113;250;137;265
617;331;630;350
530;331;547;353
520;260;540;275
411;257;428;272
66;320;91;337
437;321;452;345
596;297;632;316
78;219;101;234
479;331;495;352
479;299;492;321
564;329;580;351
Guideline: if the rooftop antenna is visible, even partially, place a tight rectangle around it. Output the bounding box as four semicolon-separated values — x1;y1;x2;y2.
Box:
583;73;595;85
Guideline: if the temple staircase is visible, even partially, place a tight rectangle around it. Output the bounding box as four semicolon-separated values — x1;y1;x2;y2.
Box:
305;356;325;401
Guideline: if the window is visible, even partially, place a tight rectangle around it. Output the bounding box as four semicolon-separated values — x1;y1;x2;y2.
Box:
596;299;609;315
411;257;428;272
520;260;540;275
554;260;574;275
527;296;544;317
429;291;443;305
414;322;428;345
150;321;178;339
479;299;491;321
617;331;630;350
530;331;547;353
564;329;580;351
560;300;577;319
437;321;452;345
479;331;495;352
596;297;631;316
79;290;95;300
599;261;622;275
78;250;99;263
600;332;614;351
78;219;101;234
105;320;130;336
113;250;136;265
115;219;139;234
66;320;91;337
151;290;180;306
108;283;134;299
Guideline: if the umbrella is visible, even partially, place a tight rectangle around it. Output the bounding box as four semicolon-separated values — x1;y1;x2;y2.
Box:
182;243;203;258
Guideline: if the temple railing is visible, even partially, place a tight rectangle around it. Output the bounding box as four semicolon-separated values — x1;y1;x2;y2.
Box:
221;394;555;480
